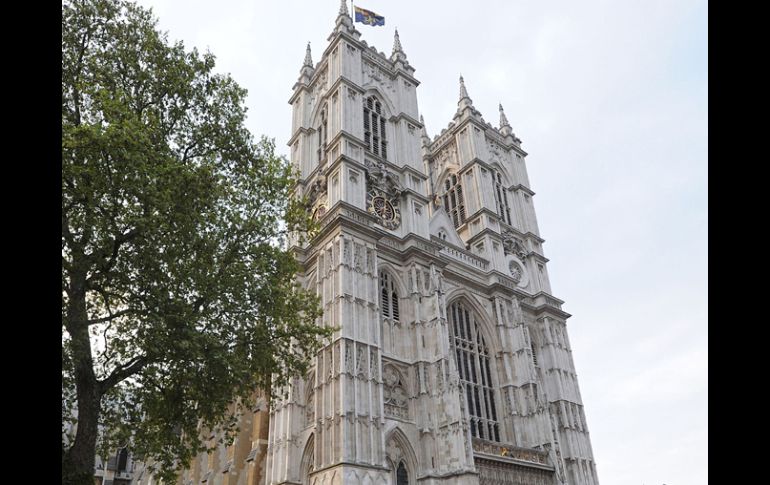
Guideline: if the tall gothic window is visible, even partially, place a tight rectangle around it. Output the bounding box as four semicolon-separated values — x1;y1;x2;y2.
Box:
364;96;387;159
443;174;466;228
448;301;500;442
396;462;409;485
493;171;511;225
317;109;327;162
380;271;400;321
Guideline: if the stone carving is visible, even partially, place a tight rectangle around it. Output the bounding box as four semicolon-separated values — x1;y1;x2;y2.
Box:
363;61;395;94
383;366;408;419
306;173;327;208
471;439;549;465
305;385;315;426
365;160;403;229
435;142;457;173
487;139;505;165
501;230;527;260
345;341;353;374
356;346;366;377
366;159;403;198
369;348;378;380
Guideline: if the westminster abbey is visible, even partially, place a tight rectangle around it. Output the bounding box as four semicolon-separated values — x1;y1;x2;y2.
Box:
139;3;600;485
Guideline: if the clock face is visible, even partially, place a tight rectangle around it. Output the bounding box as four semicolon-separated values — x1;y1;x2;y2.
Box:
312;204;327;221
372;196;395;221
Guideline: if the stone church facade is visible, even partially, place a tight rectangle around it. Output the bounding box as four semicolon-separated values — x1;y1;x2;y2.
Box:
142;4;599;485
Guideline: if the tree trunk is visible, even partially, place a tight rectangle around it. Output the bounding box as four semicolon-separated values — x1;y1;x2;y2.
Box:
62;271;102;485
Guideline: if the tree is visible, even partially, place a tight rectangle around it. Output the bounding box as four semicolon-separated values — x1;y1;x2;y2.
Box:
61;0;329;482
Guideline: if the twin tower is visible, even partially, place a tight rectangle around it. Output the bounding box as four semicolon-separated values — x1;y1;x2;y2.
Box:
268;4;600;485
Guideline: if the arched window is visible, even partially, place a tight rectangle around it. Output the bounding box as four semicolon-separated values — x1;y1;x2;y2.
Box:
300;435;314;485
443;174;466;228
380;271;399;321
317;109;328;162
364;96;387;159
396;461;409;485
448;300;500;442
493;171;511;225
116;448;128;473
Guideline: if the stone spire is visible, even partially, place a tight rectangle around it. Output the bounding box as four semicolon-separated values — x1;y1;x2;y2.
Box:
498;103;518;141
303;42;313;68
333;0;358;37
393;29;403;54
420;114;430;147
459;75;469;100
298;42;314;85
391;28;408;65
458;75;474;112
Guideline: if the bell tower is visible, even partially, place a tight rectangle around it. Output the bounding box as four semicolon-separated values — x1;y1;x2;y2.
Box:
267;3;599;485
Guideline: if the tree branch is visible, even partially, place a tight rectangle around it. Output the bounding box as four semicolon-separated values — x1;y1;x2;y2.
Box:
99;355;149;392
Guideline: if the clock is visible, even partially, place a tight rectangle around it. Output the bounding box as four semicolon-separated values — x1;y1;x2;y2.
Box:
367;190;401;229
372;196;395;221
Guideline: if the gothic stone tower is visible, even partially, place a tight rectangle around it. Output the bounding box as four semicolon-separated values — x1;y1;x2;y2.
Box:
266;4;600;485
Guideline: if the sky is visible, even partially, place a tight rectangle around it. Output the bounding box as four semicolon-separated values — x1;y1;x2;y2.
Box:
133;1;708;484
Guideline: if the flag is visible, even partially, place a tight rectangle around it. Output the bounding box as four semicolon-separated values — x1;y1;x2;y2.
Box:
354;6;385;26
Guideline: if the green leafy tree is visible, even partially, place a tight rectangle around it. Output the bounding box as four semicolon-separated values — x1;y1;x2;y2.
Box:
62;0;329;482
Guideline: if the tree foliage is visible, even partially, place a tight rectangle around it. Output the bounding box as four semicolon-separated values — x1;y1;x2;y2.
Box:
62;0;328;482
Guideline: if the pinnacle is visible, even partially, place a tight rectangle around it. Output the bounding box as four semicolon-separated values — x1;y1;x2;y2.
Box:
420;114;430;141
339;0;348;16
303;42;313;68
393;28;403;54
459;75;471;103
499;103;510;128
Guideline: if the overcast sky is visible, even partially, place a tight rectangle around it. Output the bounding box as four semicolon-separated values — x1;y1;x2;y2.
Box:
134;1;708;484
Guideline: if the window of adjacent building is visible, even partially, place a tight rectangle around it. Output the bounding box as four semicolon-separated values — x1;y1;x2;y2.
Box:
380;271;399;321
448;301;500;442
443;174;466;228
117;448;128;473
317;109;328;162
494;171;512;225
396;462;409;485
364;96;387;159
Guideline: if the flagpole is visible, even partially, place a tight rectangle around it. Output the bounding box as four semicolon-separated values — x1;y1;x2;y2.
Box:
350;0;354;21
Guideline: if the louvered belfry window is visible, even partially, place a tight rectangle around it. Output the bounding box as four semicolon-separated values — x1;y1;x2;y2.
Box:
364;96;387;159
448;301;500;442
379;271;399;321
443;174;466;228
494;171;511;225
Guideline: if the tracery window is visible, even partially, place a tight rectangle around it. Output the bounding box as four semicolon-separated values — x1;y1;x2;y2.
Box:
448;301;500;442
364;96;387;159
380;271;399;321
493;171;511;225
443;174;466;228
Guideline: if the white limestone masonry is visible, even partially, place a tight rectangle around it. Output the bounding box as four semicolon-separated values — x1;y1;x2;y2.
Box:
269;3;600;485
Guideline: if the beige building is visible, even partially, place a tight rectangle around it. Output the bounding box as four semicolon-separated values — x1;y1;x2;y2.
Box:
137;3;600;484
